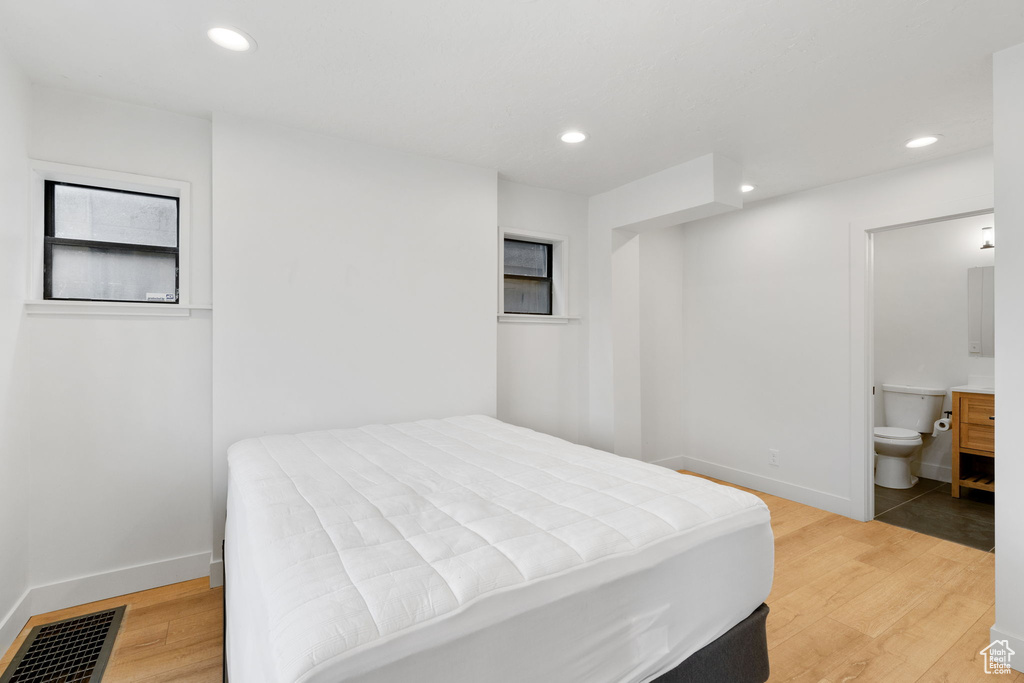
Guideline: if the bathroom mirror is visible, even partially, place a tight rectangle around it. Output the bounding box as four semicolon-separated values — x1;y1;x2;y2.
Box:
967;266;994;357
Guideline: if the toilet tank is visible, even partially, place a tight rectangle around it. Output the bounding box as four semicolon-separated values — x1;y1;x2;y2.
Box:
881;384;947;433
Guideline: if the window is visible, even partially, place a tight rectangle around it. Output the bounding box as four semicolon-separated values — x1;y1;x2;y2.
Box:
44;181;180;304
503;238;552;315
498;228;569;322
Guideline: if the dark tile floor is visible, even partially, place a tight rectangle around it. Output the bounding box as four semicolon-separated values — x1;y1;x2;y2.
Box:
874;476;995;551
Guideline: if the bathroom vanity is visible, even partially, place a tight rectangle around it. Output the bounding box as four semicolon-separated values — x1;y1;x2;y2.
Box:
950;387;996;498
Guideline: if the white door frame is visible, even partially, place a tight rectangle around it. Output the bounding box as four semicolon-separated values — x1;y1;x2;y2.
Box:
848;193;995;522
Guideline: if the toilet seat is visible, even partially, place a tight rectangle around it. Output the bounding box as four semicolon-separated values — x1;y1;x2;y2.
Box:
874;426;923;489
873;426;920;440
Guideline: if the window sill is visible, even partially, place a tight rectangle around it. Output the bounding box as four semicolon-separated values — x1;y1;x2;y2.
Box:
25;300;212;318
497;314;579;324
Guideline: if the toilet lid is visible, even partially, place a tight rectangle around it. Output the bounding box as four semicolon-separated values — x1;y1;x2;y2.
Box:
874;426;920;440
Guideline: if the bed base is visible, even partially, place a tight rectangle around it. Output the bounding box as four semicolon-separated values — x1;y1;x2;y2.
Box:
652;603;770;683
222;537;768;683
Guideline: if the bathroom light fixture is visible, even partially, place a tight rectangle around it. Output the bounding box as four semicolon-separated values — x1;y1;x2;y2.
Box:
208;26;256;52
981;226;995;249
741;184;755;193
905;135;939;149
560;131;587;144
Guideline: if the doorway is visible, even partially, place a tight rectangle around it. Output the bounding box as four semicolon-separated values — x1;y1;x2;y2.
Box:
848;194;993;525
869;213;995;550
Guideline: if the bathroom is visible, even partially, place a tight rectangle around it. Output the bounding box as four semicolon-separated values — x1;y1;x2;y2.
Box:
872;213;995;550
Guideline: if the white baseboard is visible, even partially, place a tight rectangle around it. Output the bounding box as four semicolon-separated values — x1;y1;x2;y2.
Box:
648;455;690;471
916;462;952;483
31;552;210;617
0;589;31;661
209;558;224;588
990;624;1024;674
0;552;209;657
677;455;854;518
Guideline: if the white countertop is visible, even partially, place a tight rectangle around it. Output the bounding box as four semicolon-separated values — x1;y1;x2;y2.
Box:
951;385;995;395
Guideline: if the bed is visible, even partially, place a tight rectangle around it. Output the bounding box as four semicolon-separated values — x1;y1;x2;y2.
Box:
224;415;773;683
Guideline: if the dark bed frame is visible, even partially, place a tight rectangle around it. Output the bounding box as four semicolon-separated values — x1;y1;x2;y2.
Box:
651;603;770;683
221;540;769;683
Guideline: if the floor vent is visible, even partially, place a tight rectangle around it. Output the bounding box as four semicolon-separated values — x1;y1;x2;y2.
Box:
0;606;125;683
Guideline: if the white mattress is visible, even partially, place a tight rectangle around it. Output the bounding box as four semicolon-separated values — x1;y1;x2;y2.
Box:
225;415;773;683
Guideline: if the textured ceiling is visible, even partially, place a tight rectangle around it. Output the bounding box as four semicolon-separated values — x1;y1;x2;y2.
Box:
0;0;1022;197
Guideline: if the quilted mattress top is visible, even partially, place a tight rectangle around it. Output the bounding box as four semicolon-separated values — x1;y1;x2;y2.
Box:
226;414;768;682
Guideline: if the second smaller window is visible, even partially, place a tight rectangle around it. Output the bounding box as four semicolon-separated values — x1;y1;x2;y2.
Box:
503;238;552;315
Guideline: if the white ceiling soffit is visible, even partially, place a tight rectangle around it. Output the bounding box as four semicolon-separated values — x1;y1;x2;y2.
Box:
0;0;1022;198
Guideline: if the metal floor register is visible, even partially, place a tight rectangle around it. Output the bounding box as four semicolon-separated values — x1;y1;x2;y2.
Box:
0;607;125;683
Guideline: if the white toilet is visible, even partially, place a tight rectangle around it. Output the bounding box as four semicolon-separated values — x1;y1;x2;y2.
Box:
874;384;946;489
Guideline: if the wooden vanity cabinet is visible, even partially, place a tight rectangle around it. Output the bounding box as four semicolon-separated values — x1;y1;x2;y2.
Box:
951;391;995;498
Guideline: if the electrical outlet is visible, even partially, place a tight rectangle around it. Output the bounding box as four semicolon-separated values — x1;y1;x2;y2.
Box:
769;448;780;467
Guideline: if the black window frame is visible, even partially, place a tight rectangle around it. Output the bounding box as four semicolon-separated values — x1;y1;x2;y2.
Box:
43;180;180;304
503;237;553;315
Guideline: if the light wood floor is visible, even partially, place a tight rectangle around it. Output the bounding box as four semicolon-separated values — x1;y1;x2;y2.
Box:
1;475;1016;682
733;479;1017;682
0;578;222;682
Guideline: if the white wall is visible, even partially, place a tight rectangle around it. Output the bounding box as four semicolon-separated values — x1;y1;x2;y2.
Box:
211;114;498;571
610;231;643;460
992;41;1024;670
585;208;617;453
639;226;686;465
0;43;32;651
26;88;213;591
873;214;995;482
642;148;993;515
586;154;742;461
496;181;588;443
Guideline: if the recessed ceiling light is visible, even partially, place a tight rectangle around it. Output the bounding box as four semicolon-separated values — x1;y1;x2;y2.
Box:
560;131;587;144
208;27;256;52
906;135;939;149
741;184;756;193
